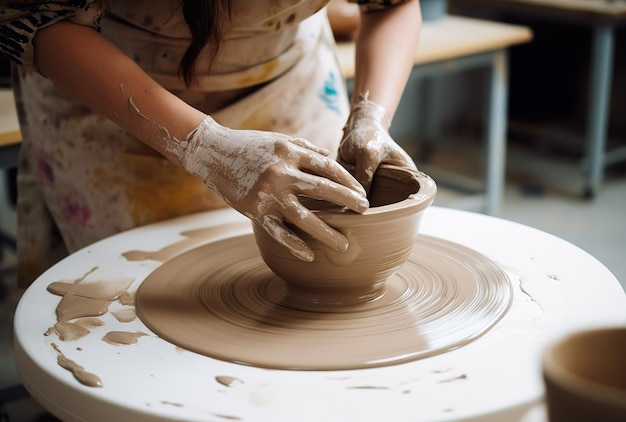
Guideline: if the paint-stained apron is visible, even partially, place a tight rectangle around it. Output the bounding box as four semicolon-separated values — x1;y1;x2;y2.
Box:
13;1;349;286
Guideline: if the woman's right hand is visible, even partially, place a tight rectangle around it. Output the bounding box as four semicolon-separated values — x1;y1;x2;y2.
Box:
178;116;370;262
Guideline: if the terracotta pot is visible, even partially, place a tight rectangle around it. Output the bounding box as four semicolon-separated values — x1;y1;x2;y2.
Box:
252;165;437;309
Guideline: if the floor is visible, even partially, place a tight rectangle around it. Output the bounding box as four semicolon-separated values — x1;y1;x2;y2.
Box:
0;142;625;420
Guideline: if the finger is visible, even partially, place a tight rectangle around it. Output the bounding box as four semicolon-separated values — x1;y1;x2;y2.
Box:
384;147;418;170
290;137;330;156
300;152;367;198
280;194;349;252
260;214;315;262
353;148;381;194
296;172;369;214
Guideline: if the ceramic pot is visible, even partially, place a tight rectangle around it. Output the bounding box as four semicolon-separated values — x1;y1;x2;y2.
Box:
542;327;626;422
252;165;437;309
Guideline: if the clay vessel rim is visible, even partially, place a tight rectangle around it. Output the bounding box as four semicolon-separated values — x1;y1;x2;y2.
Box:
542;327;626;407
315;167;437;217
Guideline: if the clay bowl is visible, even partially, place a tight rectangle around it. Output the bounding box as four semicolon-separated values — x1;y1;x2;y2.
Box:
542;327;626;422
252;164;437;309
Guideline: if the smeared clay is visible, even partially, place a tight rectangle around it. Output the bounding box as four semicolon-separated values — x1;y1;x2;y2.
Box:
519;276;544;314
55;295;111;322
117;291;135;306
214;414;241;421
127;93;181;151
51;343;102;387
111;307;137;323
75;317;106;328
182;116;279;203
47;266;98;295
102;331;148;346
53;322;91;341
47;268;134;322
161;401;183;407
122;222;249;262
44;267;136;383
45;317;104;340
215;376;244;387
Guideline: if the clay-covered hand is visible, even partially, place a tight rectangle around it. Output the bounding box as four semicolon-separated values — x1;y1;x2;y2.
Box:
177;116;370;262
338;94;417;192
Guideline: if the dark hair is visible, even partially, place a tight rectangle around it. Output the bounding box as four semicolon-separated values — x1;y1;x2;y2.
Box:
179;0;232;87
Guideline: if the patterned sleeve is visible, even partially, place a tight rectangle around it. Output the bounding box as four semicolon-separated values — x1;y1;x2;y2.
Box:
349;0;414;13
0;0;105;66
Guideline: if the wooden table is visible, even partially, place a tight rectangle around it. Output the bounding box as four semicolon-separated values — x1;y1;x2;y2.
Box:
453;0;626;198
0;88;20;170
456;0;626;21
337;15;532;215
0;89;20;254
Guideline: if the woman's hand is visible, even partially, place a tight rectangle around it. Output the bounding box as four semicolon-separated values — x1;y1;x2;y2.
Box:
179;116;370;262
338;93;417;192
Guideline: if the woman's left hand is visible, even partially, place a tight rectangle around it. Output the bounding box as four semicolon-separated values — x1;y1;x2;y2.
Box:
338;94;417;192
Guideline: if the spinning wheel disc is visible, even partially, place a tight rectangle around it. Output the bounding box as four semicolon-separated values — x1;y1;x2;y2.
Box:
136;234;513;370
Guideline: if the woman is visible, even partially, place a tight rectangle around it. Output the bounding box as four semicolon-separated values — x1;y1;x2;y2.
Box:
0;0;421;285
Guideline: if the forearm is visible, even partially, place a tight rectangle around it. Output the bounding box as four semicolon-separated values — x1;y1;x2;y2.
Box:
351;0;421;120
33;21;205;164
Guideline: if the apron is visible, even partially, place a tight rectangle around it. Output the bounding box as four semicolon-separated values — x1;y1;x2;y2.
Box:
13;0;350;286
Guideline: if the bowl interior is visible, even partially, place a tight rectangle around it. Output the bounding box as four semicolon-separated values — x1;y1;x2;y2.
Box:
300;165;435;216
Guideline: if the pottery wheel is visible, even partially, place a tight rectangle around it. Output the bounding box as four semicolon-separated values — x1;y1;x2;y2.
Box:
14;208;626;422
136;234;512;370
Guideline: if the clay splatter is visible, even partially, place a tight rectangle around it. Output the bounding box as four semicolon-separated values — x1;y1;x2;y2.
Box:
51;343;102;387
102;331;148;346
122;222;249;262
215;376;244;387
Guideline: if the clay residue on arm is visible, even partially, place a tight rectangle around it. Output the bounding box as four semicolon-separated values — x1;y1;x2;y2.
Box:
32;20;205;167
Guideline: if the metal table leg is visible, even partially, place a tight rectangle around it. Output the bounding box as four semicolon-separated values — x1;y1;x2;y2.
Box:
584;22;614;198
483;49;509;216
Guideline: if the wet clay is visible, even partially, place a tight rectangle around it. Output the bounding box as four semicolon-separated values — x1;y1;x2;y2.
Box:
50;318;104;342
102;331;148;346
252;166;437;308
122;222;249;262
45;268;138;385
111;308;137;323
47;267;134;322
51;343;102;387
215;376;244;387
136;233;512;370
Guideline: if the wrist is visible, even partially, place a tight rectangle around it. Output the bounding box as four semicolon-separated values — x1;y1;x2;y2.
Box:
179;116;226;187
347;92;392;130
